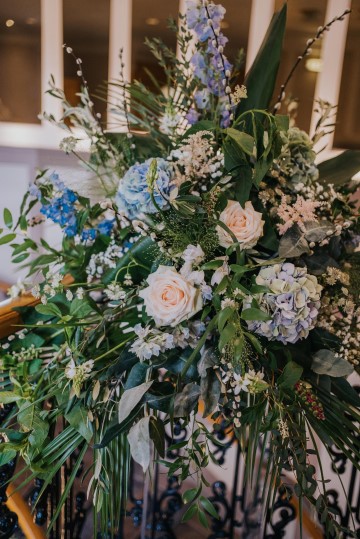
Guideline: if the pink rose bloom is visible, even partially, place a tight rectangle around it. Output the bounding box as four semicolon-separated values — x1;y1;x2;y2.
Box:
217;200;264;249
139;266;203;327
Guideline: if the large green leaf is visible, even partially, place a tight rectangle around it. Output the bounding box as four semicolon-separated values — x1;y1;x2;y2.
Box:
236;4;287;115
318;150;360;186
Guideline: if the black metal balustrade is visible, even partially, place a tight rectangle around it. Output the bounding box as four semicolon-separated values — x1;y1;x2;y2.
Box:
0;395;359;539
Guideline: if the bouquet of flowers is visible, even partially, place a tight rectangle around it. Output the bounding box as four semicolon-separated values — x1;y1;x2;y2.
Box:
1;2;360;537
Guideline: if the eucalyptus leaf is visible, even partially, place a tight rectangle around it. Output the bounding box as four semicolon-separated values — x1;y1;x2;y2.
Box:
278;225;310;258
304;221;334;243
200;370;221;417
197;347;218;378
127;416;151;472
312;350;353;377
118;381;153;423
174;383;200;417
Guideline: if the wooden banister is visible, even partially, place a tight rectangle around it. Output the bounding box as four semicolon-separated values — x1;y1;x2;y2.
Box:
0;294;39;339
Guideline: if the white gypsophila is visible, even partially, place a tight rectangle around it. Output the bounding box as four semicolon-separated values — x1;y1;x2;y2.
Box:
217;200;264;250
181;244;205;265
86;238;136;281
7;278;28;299
66;289;74;301
104;283;126;301
139;265;203;327
76;287;85;300
244;262;322;344
130;324;175;361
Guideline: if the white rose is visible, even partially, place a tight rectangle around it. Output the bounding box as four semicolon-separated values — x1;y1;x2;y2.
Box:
217;200;264;249
139;265;203;327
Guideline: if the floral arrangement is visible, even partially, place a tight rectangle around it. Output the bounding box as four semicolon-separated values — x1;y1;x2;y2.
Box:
1;2;360;538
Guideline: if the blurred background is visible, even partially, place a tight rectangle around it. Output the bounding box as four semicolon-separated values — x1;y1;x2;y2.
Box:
0;0;359;294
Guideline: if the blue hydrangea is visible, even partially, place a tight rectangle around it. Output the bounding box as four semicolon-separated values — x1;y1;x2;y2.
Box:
243;263;322;344
116;158;174;219
40;187;78;237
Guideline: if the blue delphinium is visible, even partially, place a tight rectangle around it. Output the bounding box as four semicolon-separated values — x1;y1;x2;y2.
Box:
186;108;200;125
97;219;115;236
186;0;233;127
81;228;97;242
186;1;225;42
40;187;78;237
116;158;173;219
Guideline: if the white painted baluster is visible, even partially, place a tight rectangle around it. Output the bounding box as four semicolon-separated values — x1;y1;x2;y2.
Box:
246;0;275;73
107;0;133;131
310;0;352;155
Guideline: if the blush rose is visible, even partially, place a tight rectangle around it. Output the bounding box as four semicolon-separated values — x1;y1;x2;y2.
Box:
217;200;264;249
139;265;203;327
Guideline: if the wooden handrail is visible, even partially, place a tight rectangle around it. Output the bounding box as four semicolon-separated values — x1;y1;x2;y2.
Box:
0;294;39;339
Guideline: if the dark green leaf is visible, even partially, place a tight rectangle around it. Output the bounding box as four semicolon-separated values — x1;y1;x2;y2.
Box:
318;150;360;187
124;363;149;389
226;128;254;155
149;416;165;458
241;308;271;321
200;370;221;417
278;361;303;389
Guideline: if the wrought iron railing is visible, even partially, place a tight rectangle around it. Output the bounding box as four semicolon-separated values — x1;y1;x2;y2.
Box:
0;297;359;538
